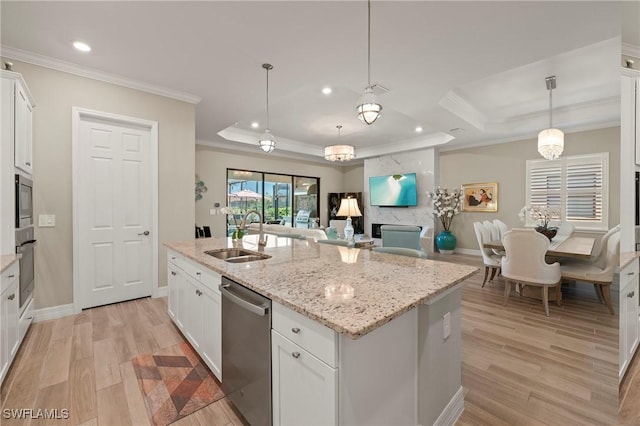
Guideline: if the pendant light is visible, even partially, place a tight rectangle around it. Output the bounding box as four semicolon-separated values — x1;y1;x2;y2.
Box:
355;0;382;125
537;75;564;160
258;63;276;153
324;125;355;162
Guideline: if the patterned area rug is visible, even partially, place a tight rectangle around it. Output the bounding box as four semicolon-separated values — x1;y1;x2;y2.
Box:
131;342;225;426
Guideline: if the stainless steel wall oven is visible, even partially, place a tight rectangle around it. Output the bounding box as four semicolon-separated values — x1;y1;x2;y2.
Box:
15;174;35;313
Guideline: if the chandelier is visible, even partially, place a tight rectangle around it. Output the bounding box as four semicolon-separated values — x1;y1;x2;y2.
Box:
324;125;355;162
537;75;564;160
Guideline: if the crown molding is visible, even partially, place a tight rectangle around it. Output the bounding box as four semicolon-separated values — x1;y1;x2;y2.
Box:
0;45;202;104
622;42;640;59
438;90;487;131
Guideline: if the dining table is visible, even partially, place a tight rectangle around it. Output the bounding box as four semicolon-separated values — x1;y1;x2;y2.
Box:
484;235;596;260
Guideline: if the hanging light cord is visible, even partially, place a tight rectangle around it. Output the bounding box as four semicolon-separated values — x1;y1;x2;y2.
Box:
548;84;553;129
266;67;270;129
367;0;371;88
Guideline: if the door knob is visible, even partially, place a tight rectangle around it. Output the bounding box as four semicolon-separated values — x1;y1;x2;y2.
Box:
138;230;150;236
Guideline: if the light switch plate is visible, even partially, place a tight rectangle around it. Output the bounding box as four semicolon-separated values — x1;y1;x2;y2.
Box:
38;214;56;227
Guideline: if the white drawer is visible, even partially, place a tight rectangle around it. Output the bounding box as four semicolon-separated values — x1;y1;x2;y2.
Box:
1;262;19;293
621;260;640;289
181;257;221;293
19;297;34;342
167;250;183;265
272;302;337;367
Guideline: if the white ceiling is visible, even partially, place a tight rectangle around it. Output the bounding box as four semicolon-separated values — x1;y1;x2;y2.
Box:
1;1;636;163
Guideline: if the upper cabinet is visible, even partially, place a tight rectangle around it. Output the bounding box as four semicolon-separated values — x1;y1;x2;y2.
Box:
621;68;639;252
2;70;35;177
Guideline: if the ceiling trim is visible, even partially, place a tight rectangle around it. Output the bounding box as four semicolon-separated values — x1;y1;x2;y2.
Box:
0;45;202;104
438;90;487;131
622;42;640;59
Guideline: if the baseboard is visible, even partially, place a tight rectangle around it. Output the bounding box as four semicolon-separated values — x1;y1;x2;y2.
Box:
156;285;168;298
453;248;481;256
433;386;465;426
34;303;74;322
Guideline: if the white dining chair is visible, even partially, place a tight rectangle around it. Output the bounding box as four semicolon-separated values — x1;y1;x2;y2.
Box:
560;232;620;315
590;225;620;261
473;222;502;287
493;219;509;239
501;229;561;316
483;220;505;256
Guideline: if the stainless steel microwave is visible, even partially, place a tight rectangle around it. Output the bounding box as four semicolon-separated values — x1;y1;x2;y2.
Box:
15;174;33;228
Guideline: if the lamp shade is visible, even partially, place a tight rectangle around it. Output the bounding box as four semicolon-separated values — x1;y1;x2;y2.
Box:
537;128;564;160
336;198;362;217
324;145;355;162
356;87;382;125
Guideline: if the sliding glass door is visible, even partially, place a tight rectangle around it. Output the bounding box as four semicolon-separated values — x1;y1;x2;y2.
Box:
227;169;319;235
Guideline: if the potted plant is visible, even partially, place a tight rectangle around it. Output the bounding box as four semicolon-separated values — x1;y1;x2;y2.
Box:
518;205;561;241
427;187;464;254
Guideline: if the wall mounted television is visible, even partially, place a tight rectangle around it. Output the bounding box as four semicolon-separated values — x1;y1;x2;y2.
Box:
369;173;418;207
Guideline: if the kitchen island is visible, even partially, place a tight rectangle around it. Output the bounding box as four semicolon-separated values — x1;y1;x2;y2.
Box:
166;234;477;425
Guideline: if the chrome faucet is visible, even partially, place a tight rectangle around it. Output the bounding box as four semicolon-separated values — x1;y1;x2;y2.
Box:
239;210;267;247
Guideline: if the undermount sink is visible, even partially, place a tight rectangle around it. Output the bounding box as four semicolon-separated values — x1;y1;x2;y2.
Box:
204;248;271;263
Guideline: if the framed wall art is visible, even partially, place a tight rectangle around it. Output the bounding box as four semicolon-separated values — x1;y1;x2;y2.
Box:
462;182;498;212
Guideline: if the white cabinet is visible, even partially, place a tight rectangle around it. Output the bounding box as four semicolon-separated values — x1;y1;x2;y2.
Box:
622;69;640;253
272;331;338;426
166;251;222;381
1;262;20;385
619;259;640;381
14;82;33;175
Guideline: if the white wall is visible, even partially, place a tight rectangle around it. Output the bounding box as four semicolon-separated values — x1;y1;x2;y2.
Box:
3;59;196;309
439;127;620;251
363;148;437;236
195;146;364;237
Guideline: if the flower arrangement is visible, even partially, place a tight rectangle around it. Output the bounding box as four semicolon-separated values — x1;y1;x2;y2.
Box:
211;206;242;239
426;187;464;231
518;205;561;229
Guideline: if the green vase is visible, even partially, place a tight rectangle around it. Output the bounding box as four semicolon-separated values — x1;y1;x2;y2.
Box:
436;230;456;254
232;229;244;240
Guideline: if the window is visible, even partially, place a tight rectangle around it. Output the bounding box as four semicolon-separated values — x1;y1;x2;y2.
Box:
226;169;319;236
525;153;608;231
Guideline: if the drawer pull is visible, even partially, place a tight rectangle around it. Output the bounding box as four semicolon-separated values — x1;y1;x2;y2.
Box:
171;256;176;260
8;294;15;300
25;162;31;166
196;289;202;296
291;327;300;334
171;271;177;276
196;272;201;276
8;274;15;278
292;352;300;359
628;272;636;276
628;291;636;298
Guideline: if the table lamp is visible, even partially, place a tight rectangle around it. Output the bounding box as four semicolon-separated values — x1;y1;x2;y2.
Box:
336;198;362;242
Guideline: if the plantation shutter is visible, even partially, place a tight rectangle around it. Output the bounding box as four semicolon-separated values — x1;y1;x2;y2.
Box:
525;153;608;230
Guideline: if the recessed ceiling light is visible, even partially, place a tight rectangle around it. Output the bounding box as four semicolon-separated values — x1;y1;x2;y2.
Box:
415;126;423;133
251;122;259;128
322;87;332;95
73;41;91;52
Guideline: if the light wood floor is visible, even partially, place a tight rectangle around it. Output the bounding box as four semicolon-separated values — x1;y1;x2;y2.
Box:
620;339;640;423
0;297;245;426
1;253;620;425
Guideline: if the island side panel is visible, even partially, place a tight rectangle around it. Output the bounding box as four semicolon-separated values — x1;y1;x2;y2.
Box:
418;286;463;426
339;308;418;425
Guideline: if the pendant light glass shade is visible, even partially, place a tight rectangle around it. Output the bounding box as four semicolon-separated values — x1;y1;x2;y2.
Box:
258;63;276;153
356;87;382;125
259;129;276;153
356;0;382;125
537;75;563;160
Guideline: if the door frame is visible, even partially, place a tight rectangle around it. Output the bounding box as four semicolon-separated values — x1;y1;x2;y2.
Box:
71;107;159;314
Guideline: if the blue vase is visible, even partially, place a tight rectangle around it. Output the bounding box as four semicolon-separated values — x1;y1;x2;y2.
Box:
436;230;456;254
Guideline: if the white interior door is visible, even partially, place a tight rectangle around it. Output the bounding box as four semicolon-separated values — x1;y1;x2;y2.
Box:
73;109;157;310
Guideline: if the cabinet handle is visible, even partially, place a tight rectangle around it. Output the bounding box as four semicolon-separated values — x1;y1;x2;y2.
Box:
291;327;300;334
171;256;176;260
628;291;635;298
196;289;202;296
196;272;201;276
25;162;31;166
628;272;636;276
8;294;15;300
292;352;300;359
8;274;14;278
171;271;177;276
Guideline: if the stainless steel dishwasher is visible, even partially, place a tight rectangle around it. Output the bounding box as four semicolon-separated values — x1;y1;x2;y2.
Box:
220;277;272;426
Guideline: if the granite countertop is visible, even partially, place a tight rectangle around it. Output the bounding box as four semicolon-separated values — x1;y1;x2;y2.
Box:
165;234;478;339
1;254;21;274
620;251;640;269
